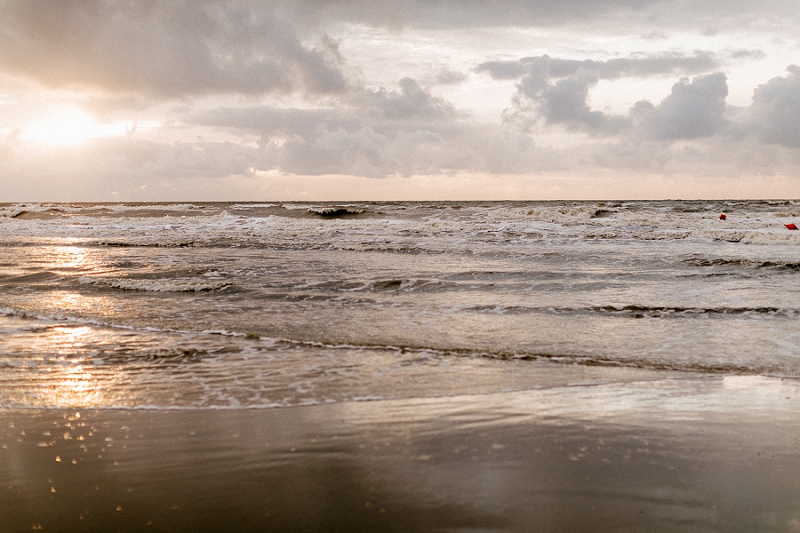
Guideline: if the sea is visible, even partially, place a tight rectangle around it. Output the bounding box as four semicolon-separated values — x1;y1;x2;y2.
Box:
2;200;799;410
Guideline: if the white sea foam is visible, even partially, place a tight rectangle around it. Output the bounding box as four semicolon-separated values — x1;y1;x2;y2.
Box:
229;203;278;209
3;201;799;253
93;278;231;292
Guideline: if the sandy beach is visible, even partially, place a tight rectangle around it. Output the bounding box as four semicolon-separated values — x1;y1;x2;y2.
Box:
4;374;800;532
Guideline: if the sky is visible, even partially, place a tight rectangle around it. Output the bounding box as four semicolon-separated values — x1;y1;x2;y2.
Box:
0;0;799;201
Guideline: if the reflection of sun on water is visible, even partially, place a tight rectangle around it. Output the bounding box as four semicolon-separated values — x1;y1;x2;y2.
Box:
59;365;97;400
44;326;104;407
21;107;132;146
48;245;117;317
53;325;91;353
53;245;91;270
52;245;112;278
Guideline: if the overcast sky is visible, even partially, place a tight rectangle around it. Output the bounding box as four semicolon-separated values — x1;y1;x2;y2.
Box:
1;0;799;201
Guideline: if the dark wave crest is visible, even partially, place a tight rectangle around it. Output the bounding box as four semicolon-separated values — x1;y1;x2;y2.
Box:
308;207;366;218
685;258;800;271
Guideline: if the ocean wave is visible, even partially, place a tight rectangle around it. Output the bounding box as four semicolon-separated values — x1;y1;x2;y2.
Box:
90;277;232;292
95;241;196;248
487;205;599;223
307;206;367;218
4;201;800;253
590;209;617;218
229;203;278;210
3;308;800;406
364;278;440;292
0;202;211;219
93;203;208;213
684;258;800;271
737;231;800;244
460;304;797;318
588;304;794;317
0;271;65;283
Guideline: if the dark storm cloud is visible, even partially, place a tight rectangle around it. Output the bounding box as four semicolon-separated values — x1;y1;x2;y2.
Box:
0;0;348;97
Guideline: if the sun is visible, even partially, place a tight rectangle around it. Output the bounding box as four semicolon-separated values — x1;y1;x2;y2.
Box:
21;107;131;146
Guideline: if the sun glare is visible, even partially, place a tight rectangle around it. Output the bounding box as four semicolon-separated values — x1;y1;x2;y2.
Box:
21;107;131;146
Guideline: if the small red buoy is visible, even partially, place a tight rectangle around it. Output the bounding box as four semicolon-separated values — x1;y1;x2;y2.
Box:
719;213;726;220
786;223;799;230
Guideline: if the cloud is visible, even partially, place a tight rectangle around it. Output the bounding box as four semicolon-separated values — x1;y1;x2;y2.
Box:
360;78;459;121
0;0;785;101
631;72;729;140
191;107;334;140
728;49;766;60
2;0;799;202
284;0;662;30
475;62;528;80
748;65;800;148
487;53;732;138
0;134;270;202
185;77;590;178
0;0;349;97
290;0;799;33
477;52;721;82
188;78;487;177
494;52;727;135
433;70;468;86
521;73;630;134
158;65;797;180
192;78;459;139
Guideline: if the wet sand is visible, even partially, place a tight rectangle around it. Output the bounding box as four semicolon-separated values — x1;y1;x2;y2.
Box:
3;375;800;532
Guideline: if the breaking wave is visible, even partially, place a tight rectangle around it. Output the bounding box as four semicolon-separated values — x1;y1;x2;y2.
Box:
307;206;367;218
684;258;800;271
90;278;232;292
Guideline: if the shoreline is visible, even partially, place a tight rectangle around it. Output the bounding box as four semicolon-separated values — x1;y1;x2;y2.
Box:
3;374;800;532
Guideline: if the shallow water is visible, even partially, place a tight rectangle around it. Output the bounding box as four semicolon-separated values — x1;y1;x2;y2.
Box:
1;200;799;408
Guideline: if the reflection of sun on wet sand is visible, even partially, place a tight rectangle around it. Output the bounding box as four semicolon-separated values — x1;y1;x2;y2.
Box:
3;375;800;532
